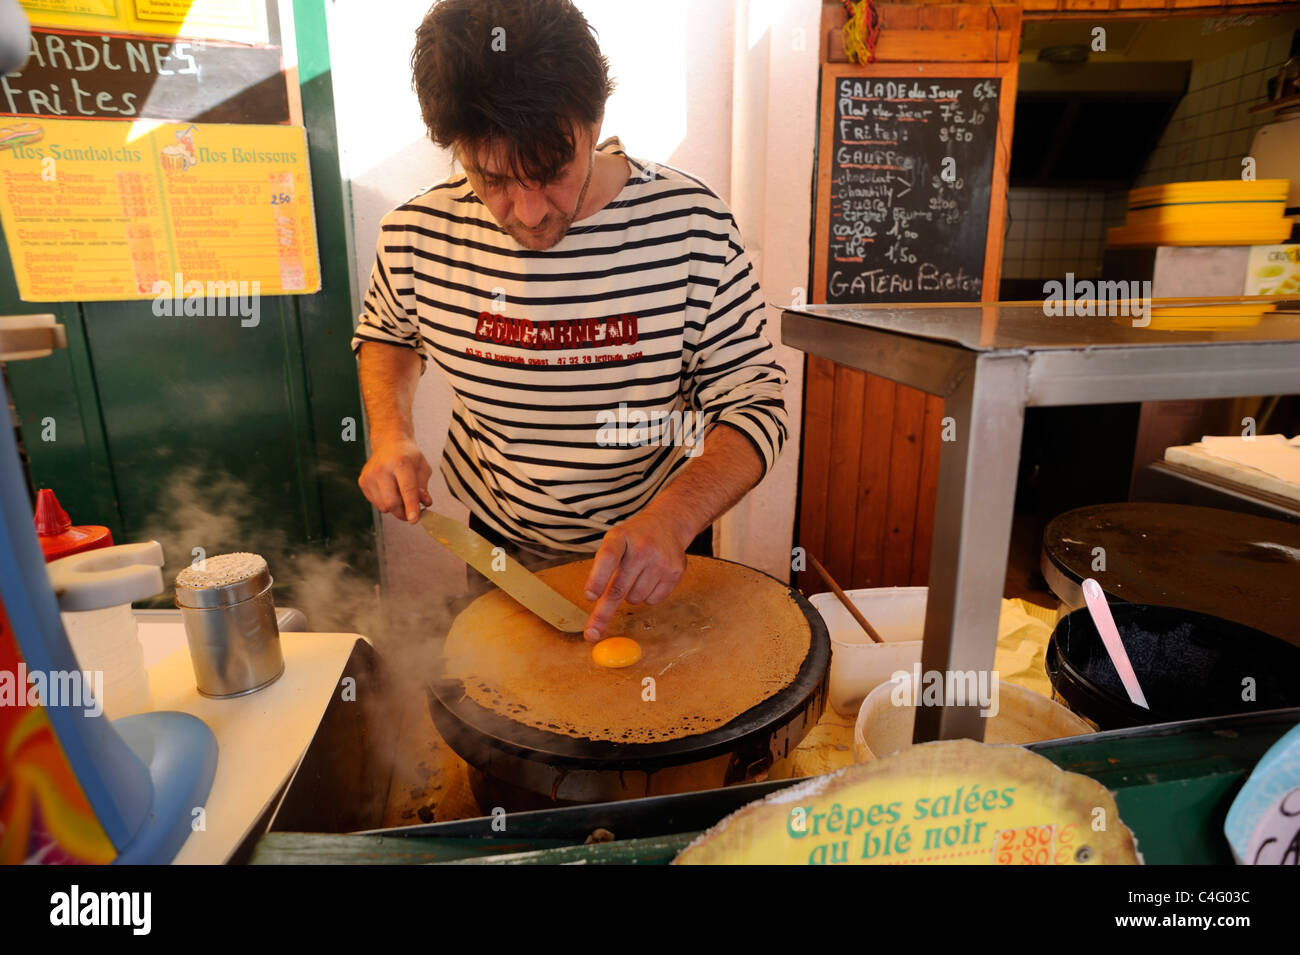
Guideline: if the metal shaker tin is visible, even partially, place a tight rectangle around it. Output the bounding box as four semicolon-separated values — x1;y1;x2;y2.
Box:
175;553;284;698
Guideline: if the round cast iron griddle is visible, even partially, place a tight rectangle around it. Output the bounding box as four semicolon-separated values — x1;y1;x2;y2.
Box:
427;558;830;800
1041;502;1300;646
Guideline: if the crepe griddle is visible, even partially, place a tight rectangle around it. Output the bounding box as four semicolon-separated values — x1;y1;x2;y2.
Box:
427;558;830;808
1042;502;1300;645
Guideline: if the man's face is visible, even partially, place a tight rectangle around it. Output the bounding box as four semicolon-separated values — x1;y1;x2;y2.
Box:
459;126;595;251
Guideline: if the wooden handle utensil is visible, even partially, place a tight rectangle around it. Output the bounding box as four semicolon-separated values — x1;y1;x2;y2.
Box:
808;554;885;644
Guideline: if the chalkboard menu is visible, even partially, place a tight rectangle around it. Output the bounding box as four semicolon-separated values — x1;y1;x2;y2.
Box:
823;75;1000;304
4;1;288;125
6;30;290;124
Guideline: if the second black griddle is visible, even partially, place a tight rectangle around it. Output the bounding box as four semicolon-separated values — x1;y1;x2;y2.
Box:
1042;502;1300;645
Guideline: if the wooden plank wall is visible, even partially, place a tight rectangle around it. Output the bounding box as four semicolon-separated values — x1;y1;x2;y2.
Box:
839;0;1297;18
1024;0;1292;14
823;3;1020;62
796;364;947;595
795;3;1020;597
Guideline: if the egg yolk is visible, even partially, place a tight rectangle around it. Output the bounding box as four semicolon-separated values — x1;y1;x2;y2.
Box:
592;636;642;668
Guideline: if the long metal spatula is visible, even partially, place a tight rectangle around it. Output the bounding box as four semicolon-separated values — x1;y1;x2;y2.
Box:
419;509;590;632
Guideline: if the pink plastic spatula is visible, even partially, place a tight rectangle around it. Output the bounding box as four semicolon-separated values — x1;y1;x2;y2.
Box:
1082;578;1149;710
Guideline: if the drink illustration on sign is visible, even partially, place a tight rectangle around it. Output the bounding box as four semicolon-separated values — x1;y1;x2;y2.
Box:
160;125;198;172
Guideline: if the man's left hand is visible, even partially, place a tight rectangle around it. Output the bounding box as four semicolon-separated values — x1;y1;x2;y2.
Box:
582;510;694;643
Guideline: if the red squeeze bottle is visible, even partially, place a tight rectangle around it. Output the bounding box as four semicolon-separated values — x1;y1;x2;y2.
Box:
33;489;113;562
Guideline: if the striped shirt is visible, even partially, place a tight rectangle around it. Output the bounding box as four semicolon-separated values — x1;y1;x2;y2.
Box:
351;137;788;554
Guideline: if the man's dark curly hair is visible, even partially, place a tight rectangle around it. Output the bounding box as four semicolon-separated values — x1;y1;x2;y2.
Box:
412;0;615;185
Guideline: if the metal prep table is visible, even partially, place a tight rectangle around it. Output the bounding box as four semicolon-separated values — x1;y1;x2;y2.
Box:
780;299;1300;743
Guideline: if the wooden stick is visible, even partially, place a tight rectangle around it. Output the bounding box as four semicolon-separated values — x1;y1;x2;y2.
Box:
807;554;885;644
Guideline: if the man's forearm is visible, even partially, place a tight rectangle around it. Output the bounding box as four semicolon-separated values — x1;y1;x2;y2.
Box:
358;341;423;446
639;423;765;548
580;422;765;639
356;342;433;522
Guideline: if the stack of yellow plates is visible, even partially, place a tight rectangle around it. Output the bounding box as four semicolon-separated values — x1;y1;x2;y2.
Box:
1107;179;1292;247
1113;302;1277;331
1149;301;1275;330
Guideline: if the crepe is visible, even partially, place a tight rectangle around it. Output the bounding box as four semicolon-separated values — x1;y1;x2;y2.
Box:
441;555;812;744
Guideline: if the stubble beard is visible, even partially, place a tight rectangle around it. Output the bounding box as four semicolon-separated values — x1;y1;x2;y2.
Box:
505;152;595;251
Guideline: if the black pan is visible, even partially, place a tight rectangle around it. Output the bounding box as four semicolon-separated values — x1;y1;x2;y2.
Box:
1046;602;1300;731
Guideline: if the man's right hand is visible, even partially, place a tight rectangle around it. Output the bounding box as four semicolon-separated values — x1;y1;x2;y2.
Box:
358;437;433;523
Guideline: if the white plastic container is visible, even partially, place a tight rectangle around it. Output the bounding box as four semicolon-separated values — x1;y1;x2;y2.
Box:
853;674;1094;762
47;540;165;721
808;586;927;717
61;602;152;720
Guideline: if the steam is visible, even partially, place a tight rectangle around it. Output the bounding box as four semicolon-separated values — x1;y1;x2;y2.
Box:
139;464;450;665
133;466;488;825
139;469;448;728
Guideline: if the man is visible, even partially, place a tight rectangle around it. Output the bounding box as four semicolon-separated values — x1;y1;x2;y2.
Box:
353;0;787;642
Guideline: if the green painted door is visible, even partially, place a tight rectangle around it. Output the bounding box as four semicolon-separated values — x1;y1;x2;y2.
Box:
1;0;376;611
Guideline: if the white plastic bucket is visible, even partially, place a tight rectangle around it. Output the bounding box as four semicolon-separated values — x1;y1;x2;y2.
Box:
853;674;1095;762
808;586;927;717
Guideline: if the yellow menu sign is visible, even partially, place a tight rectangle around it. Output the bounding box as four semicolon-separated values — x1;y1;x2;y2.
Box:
19;0;269;44
674;740;1141;865
0;119;319;301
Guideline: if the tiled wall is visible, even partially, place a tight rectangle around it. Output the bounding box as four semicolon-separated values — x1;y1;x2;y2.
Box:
1001;30;1295;283
1002;187;1128;280
1137;31;1293;186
